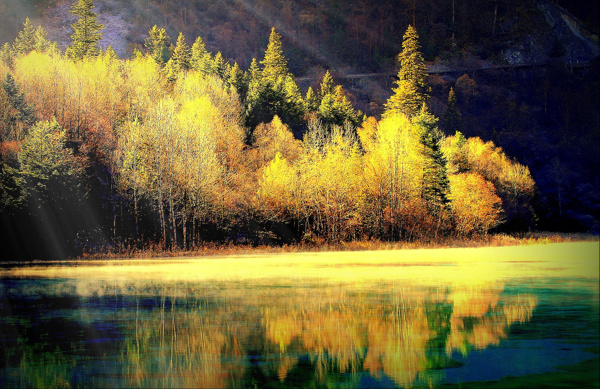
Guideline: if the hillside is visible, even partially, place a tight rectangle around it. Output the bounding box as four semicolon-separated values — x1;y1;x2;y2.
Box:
0;0;599;261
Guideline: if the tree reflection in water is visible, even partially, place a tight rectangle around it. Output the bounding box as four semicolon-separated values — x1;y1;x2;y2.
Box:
78;279;536;388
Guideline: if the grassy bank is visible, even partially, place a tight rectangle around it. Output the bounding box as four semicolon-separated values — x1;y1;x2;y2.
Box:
77;232;599;260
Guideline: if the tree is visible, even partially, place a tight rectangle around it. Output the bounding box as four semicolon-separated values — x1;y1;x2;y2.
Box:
171;32;191;74
384;25;430;118
18;119;84;210
260;28;289;83
191;35;212;74
34;26;53;53
319;70;335;100
415;104;450;220
449;173;502;235
443;87;462;134
13;18;36;56
1;73;35;142
65;0;104;61
145;25;170;66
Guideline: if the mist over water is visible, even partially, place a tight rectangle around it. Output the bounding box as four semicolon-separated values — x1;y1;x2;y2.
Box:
1;243;598;387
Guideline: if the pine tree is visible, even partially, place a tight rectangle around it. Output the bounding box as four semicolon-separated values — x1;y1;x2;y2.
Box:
443;87;462;134
305;87;319;113
171;32;191;74
0;43;13;67
384;25;430;118
34;25;52;53
319;70;335;99
211;52;231;80
228;62;246;97
260;28;289;83
2;74;35;125
13;18;36;56
65;0;104;61
415;104;450;215
191;35;211;74
145;25;170;66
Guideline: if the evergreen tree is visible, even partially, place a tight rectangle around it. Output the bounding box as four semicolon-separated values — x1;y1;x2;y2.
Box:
34;25;53;53
1;74;35;141
13;18;36;56
145;25;170;66
443;87;462;134
304;87;319;113
191;35;211;74
171;32;191;74
415;104;450;215
0;43;12;67
319;70;335;99
65;0;104;61
211;52;231;80
228;62;246;98
260;27;289;83
248;58;261;80
384;25;430;118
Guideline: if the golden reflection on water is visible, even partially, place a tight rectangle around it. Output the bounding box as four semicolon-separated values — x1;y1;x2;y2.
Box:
49;278;539;387
2;242;597;387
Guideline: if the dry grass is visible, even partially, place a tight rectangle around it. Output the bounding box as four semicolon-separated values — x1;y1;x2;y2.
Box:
77;232;599;261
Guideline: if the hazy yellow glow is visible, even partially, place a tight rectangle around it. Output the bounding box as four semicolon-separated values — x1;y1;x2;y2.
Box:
2;242;598;285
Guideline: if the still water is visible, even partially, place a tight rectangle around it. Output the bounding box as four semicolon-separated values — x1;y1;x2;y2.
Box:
1;243;598;388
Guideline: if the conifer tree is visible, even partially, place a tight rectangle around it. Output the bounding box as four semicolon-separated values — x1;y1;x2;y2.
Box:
319;70;335;99
0;43;13;67
66;0;104;61
1;74;35;141
171;32;191;74
305;87;319;113
260;27;289;82
211;52;231;80
228;62;246;97
191;35;211;74
443;87;462;134
415;104;450;216
145;25;170;66
34;26;52;53
384;25;430;118
13;18;36;56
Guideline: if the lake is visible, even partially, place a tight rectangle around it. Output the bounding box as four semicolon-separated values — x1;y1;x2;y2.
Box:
1;242;598;388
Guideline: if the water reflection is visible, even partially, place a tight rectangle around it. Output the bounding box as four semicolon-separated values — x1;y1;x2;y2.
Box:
1;277;546;388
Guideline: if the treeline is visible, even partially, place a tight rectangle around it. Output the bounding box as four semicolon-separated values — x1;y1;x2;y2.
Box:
1;2;535;258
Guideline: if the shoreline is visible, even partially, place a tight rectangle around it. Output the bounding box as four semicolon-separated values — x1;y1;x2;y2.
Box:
77;231;598;260
1;232;598;265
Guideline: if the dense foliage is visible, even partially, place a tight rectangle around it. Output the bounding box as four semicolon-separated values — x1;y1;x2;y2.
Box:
0;0;595;259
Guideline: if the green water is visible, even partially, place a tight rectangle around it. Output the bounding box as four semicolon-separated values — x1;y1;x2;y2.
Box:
1;251;599;388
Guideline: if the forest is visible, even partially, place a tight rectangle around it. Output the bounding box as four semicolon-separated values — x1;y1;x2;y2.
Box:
0;0;598;259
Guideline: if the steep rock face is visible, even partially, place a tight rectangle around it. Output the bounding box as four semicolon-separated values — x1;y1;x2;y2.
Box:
503;1;599;65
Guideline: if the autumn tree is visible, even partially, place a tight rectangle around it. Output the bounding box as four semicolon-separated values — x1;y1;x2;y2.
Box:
66;0;104;61
384;25;430;118
449;173;502;235
443;135;536;230
361;113;424;239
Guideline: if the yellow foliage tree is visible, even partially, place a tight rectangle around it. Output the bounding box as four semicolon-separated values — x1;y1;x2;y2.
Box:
449;173;503;235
